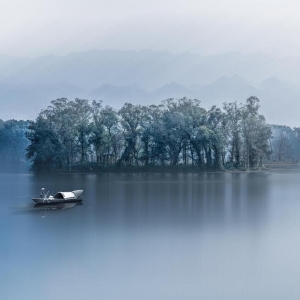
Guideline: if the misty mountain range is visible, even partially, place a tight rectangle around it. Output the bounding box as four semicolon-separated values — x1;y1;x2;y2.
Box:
1;49;300;126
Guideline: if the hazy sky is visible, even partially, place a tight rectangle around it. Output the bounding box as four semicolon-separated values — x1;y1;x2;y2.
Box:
1;0;300;57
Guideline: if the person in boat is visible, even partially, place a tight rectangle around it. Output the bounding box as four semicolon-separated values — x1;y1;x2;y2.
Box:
40;188;46;198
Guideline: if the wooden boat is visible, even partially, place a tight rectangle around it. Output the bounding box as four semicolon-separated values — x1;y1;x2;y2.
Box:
32;189;83;204
34;202;82;210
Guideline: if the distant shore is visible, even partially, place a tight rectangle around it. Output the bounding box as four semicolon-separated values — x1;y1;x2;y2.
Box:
3;161;298;174
47;163;300;174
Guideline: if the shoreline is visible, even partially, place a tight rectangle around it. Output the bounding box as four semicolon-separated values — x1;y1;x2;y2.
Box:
31;163;300;175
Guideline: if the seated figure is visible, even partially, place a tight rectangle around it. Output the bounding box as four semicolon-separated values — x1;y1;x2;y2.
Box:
40;188;46;198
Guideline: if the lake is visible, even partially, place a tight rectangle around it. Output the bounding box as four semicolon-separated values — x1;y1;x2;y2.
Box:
1;170;300;299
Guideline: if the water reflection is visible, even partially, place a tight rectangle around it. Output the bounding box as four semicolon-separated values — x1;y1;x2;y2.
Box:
2;171;300;300
72;172;270;231
33;203;80;210
33;202;82;218
7;172;271;231
11;202;82;217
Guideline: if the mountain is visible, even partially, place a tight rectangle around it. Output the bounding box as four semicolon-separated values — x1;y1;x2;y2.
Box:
90;84;149;106
190;75;261;106
259;77;300;98
0;83;44;120
1;50;300;126
2;50;300;89
152;82;195;100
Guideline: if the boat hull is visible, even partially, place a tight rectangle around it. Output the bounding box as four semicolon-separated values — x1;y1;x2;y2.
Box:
32;198;83;204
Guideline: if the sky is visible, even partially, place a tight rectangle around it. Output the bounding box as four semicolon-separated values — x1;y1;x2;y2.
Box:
1;0;300;57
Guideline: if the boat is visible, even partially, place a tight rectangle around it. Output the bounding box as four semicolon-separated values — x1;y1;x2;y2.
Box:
32;188;83;204
34;202;82;210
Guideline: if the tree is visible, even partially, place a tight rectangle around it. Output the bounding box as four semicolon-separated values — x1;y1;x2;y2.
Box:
160;99;186;166
270;125;294;163
240;97;271;169
90;100;106;165
26;118;63;171
101;105;120;165
118;103;143;166
223;101;242;168
72;98;92;166
25;96;274;171
0;120;29;162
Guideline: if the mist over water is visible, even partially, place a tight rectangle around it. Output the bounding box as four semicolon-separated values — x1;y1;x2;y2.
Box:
1;171;300;299
1;0;300;298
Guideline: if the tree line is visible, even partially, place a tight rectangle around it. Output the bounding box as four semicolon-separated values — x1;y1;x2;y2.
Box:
2;97;299;172
24;96;273;171
0;119;29;163
269;125;300;163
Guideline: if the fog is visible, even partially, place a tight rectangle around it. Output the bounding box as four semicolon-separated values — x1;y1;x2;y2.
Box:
2;0;300;57
3;172;300;300
2;3;300;298
1;0;300;126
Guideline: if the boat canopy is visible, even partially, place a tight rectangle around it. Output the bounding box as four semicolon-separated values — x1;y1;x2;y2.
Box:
54;192;76;199
72;190;83;198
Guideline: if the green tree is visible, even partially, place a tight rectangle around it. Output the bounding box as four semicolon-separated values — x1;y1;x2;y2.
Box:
241;97;271;169
223;101;242;168
118;103;143;166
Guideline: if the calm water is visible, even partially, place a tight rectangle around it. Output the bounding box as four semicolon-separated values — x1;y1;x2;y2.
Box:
1;171;300;299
